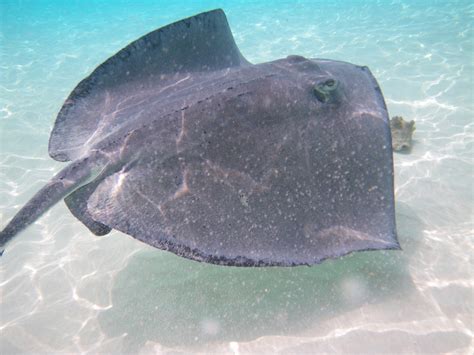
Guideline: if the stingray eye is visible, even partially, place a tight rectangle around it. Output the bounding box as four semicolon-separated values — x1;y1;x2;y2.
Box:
313;79;340;103
325;79;336;88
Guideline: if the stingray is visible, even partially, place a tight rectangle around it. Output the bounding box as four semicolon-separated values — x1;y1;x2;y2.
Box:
0;9;399;265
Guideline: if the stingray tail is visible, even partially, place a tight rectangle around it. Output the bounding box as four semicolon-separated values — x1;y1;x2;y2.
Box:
0;153;108;256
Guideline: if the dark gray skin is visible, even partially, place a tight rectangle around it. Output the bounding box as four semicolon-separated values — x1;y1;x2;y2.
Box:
0;9;399;265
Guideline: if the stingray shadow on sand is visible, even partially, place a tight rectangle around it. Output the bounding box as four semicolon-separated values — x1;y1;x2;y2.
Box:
97;202;423;352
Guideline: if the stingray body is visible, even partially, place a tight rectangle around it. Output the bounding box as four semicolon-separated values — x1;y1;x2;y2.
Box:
0;9;399;265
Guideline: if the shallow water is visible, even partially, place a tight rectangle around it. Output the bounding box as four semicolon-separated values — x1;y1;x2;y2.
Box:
0;0;472;353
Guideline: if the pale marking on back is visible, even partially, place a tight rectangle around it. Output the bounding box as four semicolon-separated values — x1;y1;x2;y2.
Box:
204;159;278;197
173;168;191;199
176;103;188;153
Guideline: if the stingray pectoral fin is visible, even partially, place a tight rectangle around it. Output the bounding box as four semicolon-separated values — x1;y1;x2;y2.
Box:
86;160;178;246
49;9;249;162
0;154;109;254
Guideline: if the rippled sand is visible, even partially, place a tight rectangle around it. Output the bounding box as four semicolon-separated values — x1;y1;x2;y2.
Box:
0;0;472;353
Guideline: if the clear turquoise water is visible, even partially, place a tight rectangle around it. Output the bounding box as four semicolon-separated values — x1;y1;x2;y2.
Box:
0;0;472;353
